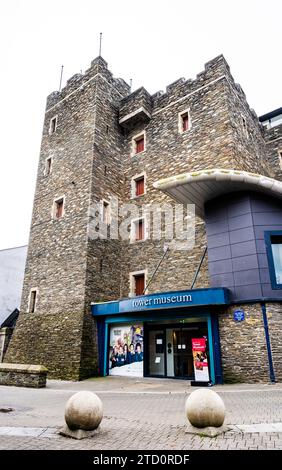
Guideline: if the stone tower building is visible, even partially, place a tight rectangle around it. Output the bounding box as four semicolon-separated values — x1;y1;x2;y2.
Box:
5;55;282;383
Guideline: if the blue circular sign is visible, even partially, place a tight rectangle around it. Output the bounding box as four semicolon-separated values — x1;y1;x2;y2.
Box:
233;310;245;322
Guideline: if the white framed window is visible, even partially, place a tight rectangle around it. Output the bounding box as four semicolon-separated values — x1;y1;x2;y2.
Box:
131;172;146;198
28;288;38;313
130;216;148;243
278;150;282;170
132;131;146;156
101;199;111;225
129;269;147;297
45;156;53;176
178;108;191;133
49;115;58;135
52;196;65;220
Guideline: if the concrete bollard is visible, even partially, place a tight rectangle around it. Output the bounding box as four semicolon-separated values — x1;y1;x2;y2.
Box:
60;391;103;439
185;388;228;437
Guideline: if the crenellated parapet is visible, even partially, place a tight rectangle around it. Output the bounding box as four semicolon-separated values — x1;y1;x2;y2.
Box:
46;56;130;112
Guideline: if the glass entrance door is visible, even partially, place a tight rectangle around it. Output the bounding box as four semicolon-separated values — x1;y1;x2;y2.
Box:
147;329;165;377
172;328;194;378
146;322;209;380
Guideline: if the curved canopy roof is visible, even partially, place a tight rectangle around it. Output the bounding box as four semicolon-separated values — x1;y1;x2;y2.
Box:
153;168;282;217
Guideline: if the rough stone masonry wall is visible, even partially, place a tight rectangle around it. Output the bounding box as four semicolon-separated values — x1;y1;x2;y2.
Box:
218;303;270;383
119;87;152;122
85;72;128;305
218;302;282;383
5;312;85;379
0;363;48;388
267;302;282;382
6;58;130;379
120;56;246;297
262;124;282;181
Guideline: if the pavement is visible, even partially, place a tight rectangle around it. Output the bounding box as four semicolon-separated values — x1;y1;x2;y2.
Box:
0;376;282;450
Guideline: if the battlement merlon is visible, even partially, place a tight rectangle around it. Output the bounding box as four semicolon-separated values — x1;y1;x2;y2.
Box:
118;54;235;119
45;56;131;112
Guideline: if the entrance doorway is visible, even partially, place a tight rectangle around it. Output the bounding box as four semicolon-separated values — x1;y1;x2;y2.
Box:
145;322;208;379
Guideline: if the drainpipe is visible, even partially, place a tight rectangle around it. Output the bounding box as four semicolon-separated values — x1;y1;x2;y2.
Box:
261;302;276;383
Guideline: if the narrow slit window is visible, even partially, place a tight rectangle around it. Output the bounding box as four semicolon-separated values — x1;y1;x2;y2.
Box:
179;110;190;133
279;150;282;170
49;116;57;135
102;201;110;225
135;219;145;241
29;290;37;313
54;198;64;219
45;157;52;176
135;176;145;196
182;113;189;132
242;116;248;137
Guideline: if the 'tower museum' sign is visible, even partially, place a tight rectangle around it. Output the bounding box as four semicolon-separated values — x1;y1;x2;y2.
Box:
91;288;230;317
120;289;222;313
132;294;192;308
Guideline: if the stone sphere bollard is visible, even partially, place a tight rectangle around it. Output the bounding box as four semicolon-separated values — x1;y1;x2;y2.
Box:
65;391;103;431
185;388;225;428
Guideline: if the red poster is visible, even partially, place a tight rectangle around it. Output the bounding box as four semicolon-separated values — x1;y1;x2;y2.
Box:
192;338;210;382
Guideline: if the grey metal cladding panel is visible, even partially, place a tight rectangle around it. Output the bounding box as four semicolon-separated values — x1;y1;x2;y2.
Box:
207;245;232;262
257;253;269;269
234;284;263;301
262;284;282;299
205;206;228;224
227;198;252;218
209;259;233;275
252;212;282;226
232;254;259;272
229;226;255;244
234;269;261;286
228;213;253;231
210;272;235;288
254;225;282;239
256;239;267;254
208;232;230;248
259;268;271;284
230;240;257;258
206;220;229;236
251;197;282;213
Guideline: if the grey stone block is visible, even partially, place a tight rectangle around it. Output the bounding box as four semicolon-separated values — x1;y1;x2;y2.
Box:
59;425;102;440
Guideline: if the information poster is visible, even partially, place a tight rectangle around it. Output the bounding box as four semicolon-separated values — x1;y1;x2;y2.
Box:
192;338;210;382
109;324;143;377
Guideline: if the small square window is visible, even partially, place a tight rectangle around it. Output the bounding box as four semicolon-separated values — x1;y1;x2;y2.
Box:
133;273;145;296
49;116;57;135
45;157;52;176
132;133;145;155
265;231;282;289
179;110;191;133
28;289;37;313
102;200;111;225
53;197;64;219
129;270;147;297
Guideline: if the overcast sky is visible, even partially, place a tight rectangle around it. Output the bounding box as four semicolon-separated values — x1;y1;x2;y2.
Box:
0;0;281;250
